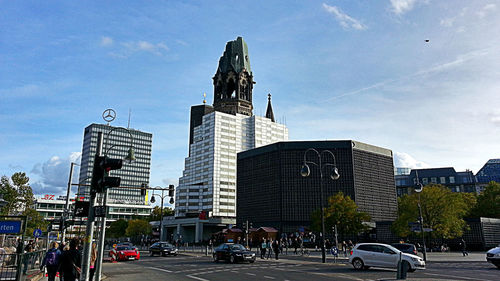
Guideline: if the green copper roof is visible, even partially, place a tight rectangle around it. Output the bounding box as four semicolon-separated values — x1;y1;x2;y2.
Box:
217;37;252;74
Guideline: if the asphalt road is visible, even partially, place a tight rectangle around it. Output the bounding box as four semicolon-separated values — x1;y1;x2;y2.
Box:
101;253;499;281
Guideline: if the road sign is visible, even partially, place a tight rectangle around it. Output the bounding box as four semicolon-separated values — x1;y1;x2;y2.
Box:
0;220;22;234
33;228;42;238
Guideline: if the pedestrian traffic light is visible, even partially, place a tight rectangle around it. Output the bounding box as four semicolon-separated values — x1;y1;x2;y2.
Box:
91;155;123;193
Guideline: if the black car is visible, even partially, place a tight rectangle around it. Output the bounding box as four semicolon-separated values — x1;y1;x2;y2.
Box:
213;243;256;263
149;242;178;256
391;243;418;255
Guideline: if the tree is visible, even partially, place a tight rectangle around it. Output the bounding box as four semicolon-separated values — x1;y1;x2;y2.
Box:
470;181;500;218
392;184;476;239
0;172;34;215
311;192;371;236
107;219;128;238
125;219;152;237
149;206;174;222
23;208;48;236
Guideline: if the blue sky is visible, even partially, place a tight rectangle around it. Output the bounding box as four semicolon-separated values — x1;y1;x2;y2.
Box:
1;0;500;199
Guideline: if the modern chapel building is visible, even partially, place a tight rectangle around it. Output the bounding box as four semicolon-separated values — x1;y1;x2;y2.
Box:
236;140;397;233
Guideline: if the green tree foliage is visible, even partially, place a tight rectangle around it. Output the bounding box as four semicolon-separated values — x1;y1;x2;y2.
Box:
149;206;174;222
471;181;500;218
125;219;152;237
311;192;371;235
0;172;34;215
23;208;48;236
107;219;128;238
392;184;476;239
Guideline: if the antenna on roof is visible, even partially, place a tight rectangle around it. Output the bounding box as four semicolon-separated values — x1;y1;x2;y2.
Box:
127;108;132;129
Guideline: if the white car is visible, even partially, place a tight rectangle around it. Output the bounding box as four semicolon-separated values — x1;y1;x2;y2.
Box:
486;244;500;268
349;243;425;272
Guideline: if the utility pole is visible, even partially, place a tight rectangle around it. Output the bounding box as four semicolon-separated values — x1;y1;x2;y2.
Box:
80;132;103;281
245;220;249;248
62;162;75;244
95;186;109;280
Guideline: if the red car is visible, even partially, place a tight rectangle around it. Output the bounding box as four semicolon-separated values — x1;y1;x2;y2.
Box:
109;245;140;261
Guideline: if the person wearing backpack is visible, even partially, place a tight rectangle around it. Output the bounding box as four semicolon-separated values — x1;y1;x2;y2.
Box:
41;241;61;281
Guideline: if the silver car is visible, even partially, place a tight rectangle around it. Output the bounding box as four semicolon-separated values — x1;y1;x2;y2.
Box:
486;244;500;268
349;243;425;272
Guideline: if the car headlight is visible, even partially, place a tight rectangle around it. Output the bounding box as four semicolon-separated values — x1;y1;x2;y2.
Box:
495;253;500;257
235;253;242;256
411;257;420;262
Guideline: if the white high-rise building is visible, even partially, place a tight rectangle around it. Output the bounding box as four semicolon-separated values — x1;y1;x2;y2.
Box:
175;110;288;218
164;37;288;242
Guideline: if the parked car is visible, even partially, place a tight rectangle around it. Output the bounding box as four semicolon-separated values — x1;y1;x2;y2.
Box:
486;244;500;269
391;243;418;255
349;243;425;272
149;242;178;256
213;243;256;263
109;245;140;261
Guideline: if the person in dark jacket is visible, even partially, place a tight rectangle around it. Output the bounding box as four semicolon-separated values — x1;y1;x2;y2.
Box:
272;240;280;260
461;239;468;256
59;238;81;281
41;242;61;281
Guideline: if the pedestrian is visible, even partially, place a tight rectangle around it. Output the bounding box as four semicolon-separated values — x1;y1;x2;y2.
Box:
59;238;81;281
272;240;280;260
266;239;273;259
23;241;35;275
89;242;97;281
461;239;468;256
41;241;61;281
293;238;298;255
325;239;332;251
260;238;266;259
342;241;347;257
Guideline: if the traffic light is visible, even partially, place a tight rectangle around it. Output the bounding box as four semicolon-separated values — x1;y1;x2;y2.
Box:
91;155;123;194
141;183;147;196
168;185;174;197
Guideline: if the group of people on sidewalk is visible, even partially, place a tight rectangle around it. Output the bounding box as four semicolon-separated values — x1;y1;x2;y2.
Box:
259;238;281;260
40;238;97;281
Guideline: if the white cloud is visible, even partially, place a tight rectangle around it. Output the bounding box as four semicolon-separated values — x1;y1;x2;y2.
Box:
440;17;455;27
394;152;430;169
322;3;367;30
121;41;169;56
477;3;496;18
30;152;81;196
390;0;420;15
100;36;114;47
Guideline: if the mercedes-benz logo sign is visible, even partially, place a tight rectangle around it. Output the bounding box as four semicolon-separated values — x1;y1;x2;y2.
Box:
102;109;116;123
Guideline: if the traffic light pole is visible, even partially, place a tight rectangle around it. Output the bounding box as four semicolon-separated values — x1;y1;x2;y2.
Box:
80;132;103;281
95;187;109;281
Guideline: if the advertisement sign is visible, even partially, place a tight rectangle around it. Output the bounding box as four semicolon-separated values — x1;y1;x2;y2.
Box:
0;221;22;234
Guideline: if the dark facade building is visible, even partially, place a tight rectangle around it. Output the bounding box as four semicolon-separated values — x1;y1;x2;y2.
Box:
395;167;476;196
475;159;500;192
236;140;397;234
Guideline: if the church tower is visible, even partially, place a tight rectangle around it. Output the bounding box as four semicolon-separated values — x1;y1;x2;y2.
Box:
213;37;254;116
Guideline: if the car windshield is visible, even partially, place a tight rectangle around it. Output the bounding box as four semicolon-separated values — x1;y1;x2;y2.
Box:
230;244;246;251
117;246;132;250
161;243;173;248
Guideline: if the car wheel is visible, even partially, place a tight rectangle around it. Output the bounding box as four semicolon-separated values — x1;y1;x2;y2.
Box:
403;261;413;272
352;258;364;270
230;255;235;264
213;254;219;263
150;251;154;257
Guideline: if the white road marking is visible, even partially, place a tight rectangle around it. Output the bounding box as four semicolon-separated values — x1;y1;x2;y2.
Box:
246;273;256;276
424;272;496;281
263;276;275;279
147;266;172;273
186;275;210;281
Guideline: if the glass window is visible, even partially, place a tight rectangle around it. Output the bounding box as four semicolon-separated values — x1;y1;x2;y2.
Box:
449;176;455;183
440;177;446;184
431;177;437;184
422;178;428;184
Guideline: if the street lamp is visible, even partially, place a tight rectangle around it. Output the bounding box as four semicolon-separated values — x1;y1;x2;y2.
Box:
150;185;175;242
414;170;427;262
300;148;340;263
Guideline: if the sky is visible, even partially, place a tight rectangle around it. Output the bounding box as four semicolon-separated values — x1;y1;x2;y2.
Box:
1;0;500;200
